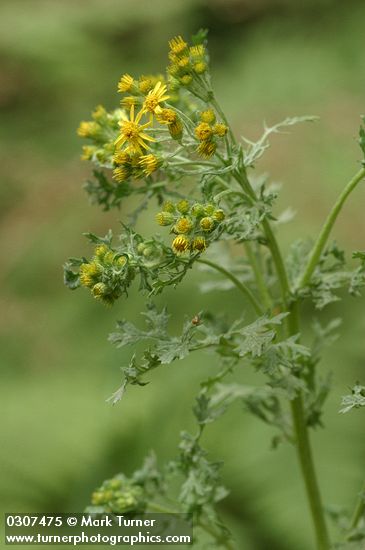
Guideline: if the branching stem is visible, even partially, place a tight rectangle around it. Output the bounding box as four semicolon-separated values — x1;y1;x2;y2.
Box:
298;167;365;289
197;258;264;316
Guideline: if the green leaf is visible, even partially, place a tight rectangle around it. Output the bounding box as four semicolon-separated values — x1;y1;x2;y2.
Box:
340;384;365;413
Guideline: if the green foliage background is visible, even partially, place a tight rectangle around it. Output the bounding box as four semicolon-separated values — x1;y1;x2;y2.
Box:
1;1;365;548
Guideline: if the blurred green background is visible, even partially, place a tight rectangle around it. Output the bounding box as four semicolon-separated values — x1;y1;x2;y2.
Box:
1;1;365;548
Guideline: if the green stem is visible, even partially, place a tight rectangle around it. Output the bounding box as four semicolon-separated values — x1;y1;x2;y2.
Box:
209;94;331;549
244;241;273;310
349;480;365;532
197;258;264;316
298;167;365;289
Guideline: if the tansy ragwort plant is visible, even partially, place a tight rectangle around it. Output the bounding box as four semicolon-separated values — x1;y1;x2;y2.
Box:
64;30;365;549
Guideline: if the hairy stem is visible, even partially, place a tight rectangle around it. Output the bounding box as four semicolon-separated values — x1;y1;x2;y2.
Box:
197;258;264;316
298;167;365;289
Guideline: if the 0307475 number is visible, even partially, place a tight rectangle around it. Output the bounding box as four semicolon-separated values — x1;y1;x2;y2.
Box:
6;515;63;527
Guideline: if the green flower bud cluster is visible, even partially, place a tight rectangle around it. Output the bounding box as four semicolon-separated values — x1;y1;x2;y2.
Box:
167;37;209;87
155;200;225;255
77;106;123;168
136;240;165;268
79;244;135;305
194;110;228;159
88;474;146;514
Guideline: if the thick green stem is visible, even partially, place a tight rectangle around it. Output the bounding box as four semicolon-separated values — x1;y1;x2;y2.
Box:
298;167;365;289
290;395;331;550
209;94;330;549
197;258;264;316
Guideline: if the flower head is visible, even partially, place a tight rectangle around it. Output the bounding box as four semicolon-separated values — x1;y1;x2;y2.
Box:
200;109;216;124
118;74;135;93
169;36;188;56
175;217;193;234
115;105;155;154
195;122;213;141
192;237;207;252
172;235;190;254
77;121;99;138
143;81;170;114
197;140;216;159
139;154;160;176
213;123;228;137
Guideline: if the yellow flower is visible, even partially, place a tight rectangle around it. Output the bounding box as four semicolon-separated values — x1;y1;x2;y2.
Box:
115;105;155;154
117;74;134;93
180;74;193;86
121;96;139;109
169;119;183;140
113;166;129;183
189;45;206;59
95;244;109;260
156;211;175;226
77;121;98;138
113;150;130;166
169;36;188;56
197;140;216;159
195;122;213;141
156;108;183;140
157;108;177;125
175;217;193;234
200;217;215;232
143;81;170;114
162;201;175;213
176;200;190;214
79;262;101;288
194;62;207;74
192;237;207;252
172;235;190;254
81;145;96;161
177;56;190;68
213;209;225;222
200;110;216;124
213;123;228;137
139;154;160;176
92;105;106;120
92;282;108;299
138;76;153;94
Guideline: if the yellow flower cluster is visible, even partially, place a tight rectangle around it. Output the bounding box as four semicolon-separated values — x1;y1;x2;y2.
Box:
77;105;120;164
155;200;225;255
112;70;183;181
168;35;208;86
90;474;145;514
195;109;228;159
79;244;132;305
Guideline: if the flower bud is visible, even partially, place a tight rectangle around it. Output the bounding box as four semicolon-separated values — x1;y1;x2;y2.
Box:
162;201;175;213
156;211;175;226
192;237;207;252
200;110;216;124
175;217;193;234
200;216;215;232
176;200;190;214
213;209;225;222
172;235;190;254
195;122;212;141
191;203;205;217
